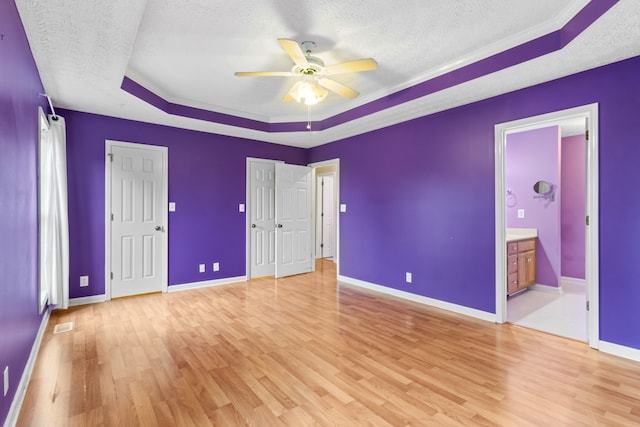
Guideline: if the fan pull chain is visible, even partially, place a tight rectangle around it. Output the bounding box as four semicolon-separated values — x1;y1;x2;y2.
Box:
307;104;312;131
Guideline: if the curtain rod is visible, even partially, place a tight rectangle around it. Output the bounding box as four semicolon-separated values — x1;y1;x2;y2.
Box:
39;93;59;121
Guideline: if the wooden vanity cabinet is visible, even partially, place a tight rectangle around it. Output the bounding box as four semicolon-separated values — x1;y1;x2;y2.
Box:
506;238;536;296
507;243;519;294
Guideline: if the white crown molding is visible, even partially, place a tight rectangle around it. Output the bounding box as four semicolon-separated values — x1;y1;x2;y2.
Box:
123;70;273;123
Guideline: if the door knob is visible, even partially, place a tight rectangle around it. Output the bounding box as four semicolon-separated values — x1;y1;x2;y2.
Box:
155;225;163;231
277;224;283;228
251;224;256;228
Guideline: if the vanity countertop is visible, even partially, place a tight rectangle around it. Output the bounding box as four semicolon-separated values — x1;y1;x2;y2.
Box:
506;228;538;242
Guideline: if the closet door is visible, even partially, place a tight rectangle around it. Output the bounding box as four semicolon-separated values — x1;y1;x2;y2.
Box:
275;163;313;278
249;160;277;278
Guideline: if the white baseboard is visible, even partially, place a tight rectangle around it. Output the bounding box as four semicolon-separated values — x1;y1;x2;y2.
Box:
4;309;51;427
168;276;247;292
561;276;586;287
69;294;107;306
530;283;564;294
599;341;640;362
69;276;250;303
337;275;496;323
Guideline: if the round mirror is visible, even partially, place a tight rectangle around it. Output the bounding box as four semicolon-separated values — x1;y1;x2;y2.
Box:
533;180;551;194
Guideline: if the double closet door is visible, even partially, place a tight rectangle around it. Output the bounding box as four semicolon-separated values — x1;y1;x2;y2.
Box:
249;160;313;278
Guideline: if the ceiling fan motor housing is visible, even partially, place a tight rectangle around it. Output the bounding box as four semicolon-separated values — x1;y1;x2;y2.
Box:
295;56;325;75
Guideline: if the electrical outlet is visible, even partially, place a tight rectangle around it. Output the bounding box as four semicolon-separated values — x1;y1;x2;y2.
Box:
4;366;8;396
213;262;220;272
406;272;412;283
238;204;245;212
80;275;89;287
518;209;525;219
199;264;205;273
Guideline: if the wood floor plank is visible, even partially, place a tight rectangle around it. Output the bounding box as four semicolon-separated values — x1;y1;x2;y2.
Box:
16;259;640;426
150;400;176;426
257;375;297;413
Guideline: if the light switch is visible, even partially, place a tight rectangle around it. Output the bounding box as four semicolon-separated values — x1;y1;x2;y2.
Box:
80;276;89;287
517;209;525;219
213;262;220;272
239;204;245;212
340;204;347;213
169;202;176;212
406;272;412;283
199;264;205;273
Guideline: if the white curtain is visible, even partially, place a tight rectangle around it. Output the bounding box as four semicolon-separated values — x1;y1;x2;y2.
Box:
40;113;69;310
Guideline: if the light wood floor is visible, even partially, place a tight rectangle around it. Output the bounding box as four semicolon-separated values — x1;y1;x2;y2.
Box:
18;260;640;426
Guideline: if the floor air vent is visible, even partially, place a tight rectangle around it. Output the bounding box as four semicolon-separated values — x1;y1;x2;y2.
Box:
53;322;74;334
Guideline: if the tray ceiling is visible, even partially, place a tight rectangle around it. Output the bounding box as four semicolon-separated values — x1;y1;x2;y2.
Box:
15;0;640;147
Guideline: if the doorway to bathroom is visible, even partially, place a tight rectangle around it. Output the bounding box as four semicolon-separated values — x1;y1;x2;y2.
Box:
494;104;599;348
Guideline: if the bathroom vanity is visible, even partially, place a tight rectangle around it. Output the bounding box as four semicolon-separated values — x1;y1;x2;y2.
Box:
506;229;537;296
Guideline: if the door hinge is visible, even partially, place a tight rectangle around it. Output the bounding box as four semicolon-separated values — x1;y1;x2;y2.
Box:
111;213;114;221
320;243;324;248
585;130;589;141
586;300;590;311
110;272;113;280
107;153;114;162
586;215;590;226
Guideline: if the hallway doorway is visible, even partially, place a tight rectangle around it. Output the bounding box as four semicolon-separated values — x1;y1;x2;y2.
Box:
309;158;340;275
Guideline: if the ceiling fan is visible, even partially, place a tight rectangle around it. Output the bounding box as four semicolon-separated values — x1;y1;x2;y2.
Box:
234;39;378;105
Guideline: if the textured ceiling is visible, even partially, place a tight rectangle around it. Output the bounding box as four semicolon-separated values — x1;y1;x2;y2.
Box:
15;1;640;148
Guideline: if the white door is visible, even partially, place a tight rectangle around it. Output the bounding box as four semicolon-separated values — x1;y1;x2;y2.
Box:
110;144;166;298
275;163;313;278
249;160;277;278
316;174;336;258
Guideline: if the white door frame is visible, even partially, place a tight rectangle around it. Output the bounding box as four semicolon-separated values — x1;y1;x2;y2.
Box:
245;157;283;279
315;171;336;259
494;103;599;348
309;158;340;275
105;140;168;300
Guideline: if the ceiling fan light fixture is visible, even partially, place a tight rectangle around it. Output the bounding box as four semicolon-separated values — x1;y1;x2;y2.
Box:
235;38;377;107
298;81;327;106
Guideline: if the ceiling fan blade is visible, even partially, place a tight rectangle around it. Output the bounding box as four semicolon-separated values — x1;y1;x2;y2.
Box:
317;78;359;99
278;38;309;68
234;71;294;77
324;58;378;75
282;81;303;103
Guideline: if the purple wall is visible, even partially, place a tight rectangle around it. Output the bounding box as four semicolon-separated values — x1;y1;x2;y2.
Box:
4;10;640;425
0;2;48;424
314;107;497;311
506;126;561;287
62;110;306;298
561;135;586;279
309;55;640;350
